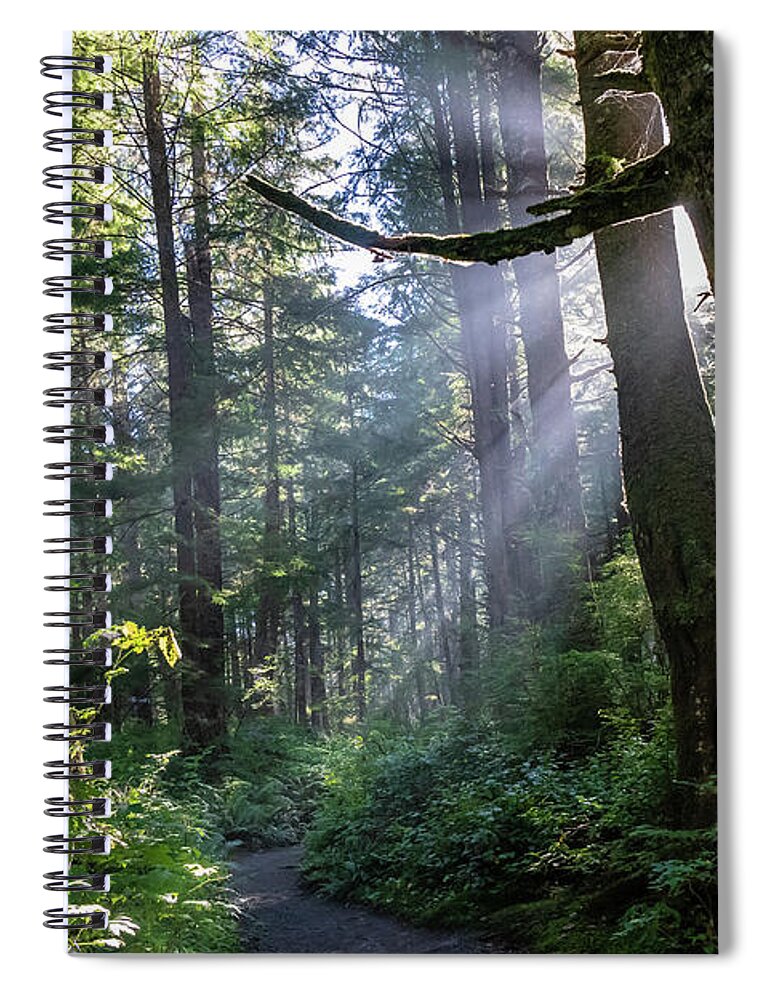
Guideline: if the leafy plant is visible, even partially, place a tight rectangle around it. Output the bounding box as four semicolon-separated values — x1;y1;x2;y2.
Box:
303;715;715;952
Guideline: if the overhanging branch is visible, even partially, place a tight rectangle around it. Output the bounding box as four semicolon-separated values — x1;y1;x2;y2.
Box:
245;175;384;251
245;147;679;266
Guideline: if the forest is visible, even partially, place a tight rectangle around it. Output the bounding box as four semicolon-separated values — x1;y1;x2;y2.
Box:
58;29;716;953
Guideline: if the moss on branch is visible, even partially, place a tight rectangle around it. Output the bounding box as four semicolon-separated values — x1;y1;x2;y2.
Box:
245;147;679;266
244;175;384;250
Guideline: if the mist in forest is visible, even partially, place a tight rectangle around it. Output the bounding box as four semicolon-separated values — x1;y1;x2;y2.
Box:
63;30;716;954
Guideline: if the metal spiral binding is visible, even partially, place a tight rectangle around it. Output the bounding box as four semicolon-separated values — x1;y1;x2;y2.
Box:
43;498;112;516
45;798;111;819
43;312;113;334
43;237;112;260
44;685;112;704
43;275;113;297
44;611;112;629
44;760;111;780
43;91;113;116
43;910;109;931
43;163;113;188
43;350;113;372
44;573;112;593
43;385;112;406
42;50;113;932
40;55;112;80
43;128;113;152
43;721;112;741
43;834;111;855
44;871;110;891
43;425;115;445
43;461;114;482
44;203;114;225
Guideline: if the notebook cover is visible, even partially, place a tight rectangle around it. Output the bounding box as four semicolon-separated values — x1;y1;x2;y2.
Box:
51;29;716;954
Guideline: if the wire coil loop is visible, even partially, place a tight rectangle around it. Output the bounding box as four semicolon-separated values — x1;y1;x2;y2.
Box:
43;49;114;932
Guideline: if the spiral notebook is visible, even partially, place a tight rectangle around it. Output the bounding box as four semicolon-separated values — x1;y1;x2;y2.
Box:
42;30;717;954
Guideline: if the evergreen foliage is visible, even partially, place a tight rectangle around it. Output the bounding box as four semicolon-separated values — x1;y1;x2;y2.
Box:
61;30;716;953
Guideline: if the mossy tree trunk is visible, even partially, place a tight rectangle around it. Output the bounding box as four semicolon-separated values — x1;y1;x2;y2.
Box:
642;31;714;289
458;496;480;702
575;30;716;827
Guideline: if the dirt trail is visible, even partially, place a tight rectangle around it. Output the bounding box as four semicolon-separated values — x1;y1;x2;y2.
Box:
230;844;486;953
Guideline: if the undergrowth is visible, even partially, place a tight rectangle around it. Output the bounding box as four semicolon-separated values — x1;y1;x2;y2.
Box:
69;718;327;953
303;715;717;953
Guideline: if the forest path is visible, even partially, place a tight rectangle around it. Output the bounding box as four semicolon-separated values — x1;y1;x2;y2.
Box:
230;844;486;953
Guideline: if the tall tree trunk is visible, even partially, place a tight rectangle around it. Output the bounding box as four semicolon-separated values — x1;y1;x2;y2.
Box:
224;609;240;692
308;586;327;731
458;496;480;697
307;504;327;731
495;32;586;607
332;546;346;698
291;574;308;726
111;375;153;728
474;46;536;611
254;278;282;708
245;613;254;672
414;531;444;707
142;53;200;743
428;509;455;702
426;33;517;632
185;112;226;744
347;461;366;721
287;481;308;725
407;517;427;718
575;31;716;827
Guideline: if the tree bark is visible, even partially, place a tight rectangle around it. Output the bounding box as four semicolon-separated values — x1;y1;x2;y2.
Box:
307;503;328;731
428;34;517;631
185;111;226;744
458;496;480;698
495;32;585;546
348;461;366;721
407;517;427;718
414;530;444;707
308;586;327;731
642;31;714;289
287;481;308;725
473;41;537;612
254;278;283;708
575;30;716;826
333;546;346;697
142;53;201;743
427;508;455;702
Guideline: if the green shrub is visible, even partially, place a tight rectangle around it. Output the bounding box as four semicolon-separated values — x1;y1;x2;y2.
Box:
610;826;717;953
303;715;716;953
304;719;595;923
69;717;328;952
528;649;618;752
69;745;240;953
